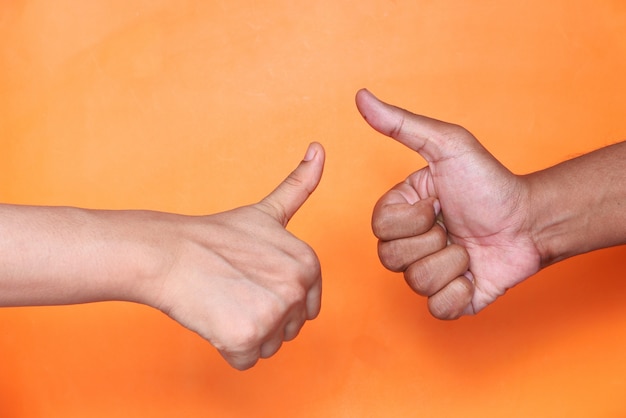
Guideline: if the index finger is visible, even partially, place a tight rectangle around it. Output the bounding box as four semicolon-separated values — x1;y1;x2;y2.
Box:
372;183;439;241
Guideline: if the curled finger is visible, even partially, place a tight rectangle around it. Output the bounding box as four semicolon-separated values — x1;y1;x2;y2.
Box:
403;244;469;296
427;275;475;320
219;346;262;371
378;223;447;272
260;331;285;359
372;194;438;241
284;310;307;342
305;277;322;320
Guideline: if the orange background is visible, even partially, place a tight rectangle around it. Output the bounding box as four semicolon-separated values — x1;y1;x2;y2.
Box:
1;1;626;417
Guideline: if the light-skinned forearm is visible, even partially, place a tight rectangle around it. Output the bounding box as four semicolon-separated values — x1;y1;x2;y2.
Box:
0;204;168;307
525;141;626;267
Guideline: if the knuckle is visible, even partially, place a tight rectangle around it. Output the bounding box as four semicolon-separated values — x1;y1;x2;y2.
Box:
388;113;406;138
257;199;286;224
284;170;305;188
403;244;470;296
378;226;449;274
441;123;470;140
279;281;307;308
223;323;263;353
300;245;321;275
404;262;435;296
440;124;477;155
273;261;313;309
378;241;407;272
371;213;391;239
290;243;321;284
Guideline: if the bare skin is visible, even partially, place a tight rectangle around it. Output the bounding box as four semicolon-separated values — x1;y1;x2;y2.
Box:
0;142;325;370
356;88;626;319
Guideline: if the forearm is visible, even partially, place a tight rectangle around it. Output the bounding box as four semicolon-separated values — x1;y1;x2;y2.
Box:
525;141;626;267
0;205;168;307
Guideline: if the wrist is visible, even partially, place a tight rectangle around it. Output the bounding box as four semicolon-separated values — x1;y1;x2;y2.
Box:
524;145;626;268
88;209;179;307
524;171;579;267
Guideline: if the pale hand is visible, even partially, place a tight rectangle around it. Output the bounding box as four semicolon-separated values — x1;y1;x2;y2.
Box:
151;143;325;369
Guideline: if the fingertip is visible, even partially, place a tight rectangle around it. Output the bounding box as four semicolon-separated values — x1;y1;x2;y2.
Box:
300;142;325;192
433;198;441;217
354;89;419;151
355;88;382;120
304;142;325;168
303;143;316;162
299;142;325;186
355;87;373;103
355;90;461;163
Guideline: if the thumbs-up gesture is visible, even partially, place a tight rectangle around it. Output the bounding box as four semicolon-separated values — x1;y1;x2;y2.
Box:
356;89;542;319
153;143;324;370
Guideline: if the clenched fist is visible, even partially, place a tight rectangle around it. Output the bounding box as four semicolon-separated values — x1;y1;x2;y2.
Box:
356;89;541;319
153;143;325;369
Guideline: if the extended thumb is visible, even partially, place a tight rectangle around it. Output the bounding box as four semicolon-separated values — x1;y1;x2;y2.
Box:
355;88;456;163
260;142;325;226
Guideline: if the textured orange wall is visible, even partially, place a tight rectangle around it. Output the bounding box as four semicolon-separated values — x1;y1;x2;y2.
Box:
1;1;626;417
